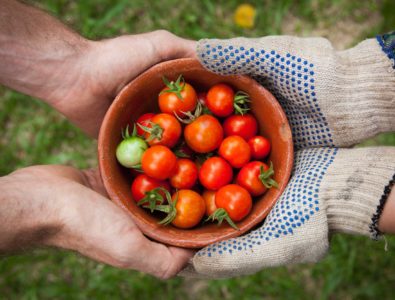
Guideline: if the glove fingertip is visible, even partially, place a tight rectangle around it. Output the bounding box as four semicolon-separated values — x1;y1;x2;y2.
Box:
196;39;257;76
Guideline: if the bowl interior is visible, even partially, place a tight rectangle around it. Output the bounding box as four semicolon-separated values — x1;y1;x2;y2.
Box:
98;58;293;248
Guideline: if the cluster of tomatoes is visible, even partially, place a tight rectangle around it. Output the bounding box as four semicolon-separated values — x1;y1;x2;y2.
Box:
116;75;277;230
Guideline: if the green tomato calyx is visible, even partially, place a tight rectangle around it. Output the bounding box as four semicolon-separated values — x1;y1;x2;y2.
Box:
174;101;203;124
258;161;278;189
160;75;185;101
122;123;141;140
137;188;178;226
137;187;167;213
137;121;164;142
206;208;239;230
157;190;178;226
234;91;251;115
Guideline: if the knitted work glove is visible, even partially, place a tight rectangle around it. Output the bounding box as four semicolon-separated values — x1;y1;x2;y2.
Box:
198;35;395;149
182;147;395;278
181;33;395;278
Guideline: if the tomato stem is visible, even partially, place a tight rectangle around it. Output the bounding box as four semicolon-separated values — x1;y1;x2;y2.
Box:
160;75;185;100
206;208;239;230
158;191;179;226
130;164;142;172
174;149;190;158
234;91;251;115
137;187;179;226
136;188;177;226
195;152;214;166
137;187;166;213
258;161;279;189
173;143;191;158
154;205;171;213
137;121;163;142
173;101;203;124
122;124;138;140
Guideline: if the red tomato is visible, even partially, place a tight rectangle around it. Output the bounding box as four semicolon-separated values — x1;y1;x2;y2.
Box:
199;157;233;190
171;190;206;229
215;184;252;222
135;113;154;136
202;190;217;216
131;174;170;204
223;114;258;140
141;145;177;180
248;136;271;159
142;113;181;148
184;115;223;153
218;135;251;168
169;159;198;189
159;81;197;116
197;92;207;106
236;161;277;196
206;83;234;117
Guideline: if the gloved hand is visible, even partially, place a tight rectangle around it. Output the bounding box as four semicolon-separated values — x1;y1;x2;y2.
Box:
181;33;395;278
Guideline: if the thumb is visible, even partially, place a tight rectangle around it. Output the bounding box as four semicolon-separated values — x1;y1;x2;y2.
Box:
93;30;197;97
131;236;195;279
145;30;197;61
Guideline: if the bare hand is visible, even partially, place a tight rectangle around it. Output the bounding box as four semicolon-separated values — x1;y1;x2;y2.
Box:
0;165;194;279
53;31;196;137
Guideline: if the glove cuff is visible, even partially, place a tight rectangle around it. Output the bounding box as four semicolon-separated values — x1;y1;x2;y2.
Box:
325;38;395;147
324;147;395;238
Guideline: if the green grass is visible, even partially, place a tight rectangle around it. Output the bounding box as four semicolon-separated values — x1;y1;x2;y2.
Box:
1;0;395;299
0;89;96;175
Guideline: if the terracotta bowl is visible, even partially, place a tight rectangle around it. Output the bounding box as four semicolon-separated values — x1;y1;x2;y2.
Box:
98;58;293;249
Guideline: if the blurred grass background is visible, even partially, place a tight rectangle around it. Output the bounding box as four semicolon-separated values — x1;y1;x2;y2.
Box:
1;0;395;299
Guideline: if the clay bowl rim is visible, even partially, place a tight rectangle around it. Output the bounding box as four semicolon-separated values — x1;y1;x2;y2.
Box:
98;58;294;248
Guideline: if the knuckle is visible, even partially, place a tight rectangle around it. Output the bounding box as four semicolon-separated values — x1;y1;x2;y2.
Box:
152;29;173;39
157;262;176;280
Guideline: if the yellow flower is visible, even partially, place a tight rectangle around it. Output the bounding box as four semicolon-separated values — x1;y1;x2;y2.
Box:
234;4;256;29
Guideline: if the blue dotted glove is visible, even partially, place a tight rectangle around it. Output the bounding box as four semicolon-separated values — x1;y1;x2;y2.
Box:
180;35;395;278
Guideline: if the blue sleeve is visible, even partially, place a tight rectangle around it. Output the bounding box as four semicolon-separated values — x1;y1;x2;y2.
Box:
376;31;395;69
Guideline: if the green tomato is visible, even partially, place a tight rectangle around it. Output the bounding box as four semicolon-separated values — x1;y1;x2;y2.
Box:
116;136;148;168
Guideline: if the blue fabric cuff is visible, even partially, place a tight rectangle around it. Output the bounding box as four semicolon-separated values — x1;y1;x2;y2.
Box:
376;31;395;69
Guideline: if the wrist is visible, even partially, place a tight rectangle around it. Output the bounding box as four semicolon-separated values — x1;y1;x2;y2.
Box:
0;169;63;252
38;38;94;106
40;38;112;137
323;147;395;238
326;39;395;146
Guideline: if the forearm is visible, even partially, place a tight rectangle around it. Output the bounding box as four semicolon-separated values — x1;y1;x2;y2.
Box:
0;0;89;105
0;169;61;253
